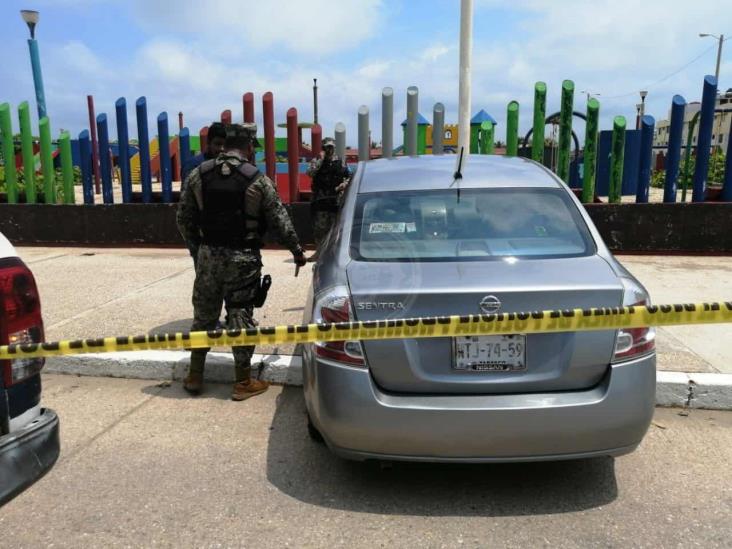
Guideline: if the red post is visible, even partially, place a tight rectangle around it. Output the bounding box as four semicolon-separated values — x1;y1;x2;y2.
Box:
87;95;101;193
286;107;299;203
263;92;276;181
243;92;255;123
178;111;184;131
199;126;209;154
221;110;232;125
311;124;322;158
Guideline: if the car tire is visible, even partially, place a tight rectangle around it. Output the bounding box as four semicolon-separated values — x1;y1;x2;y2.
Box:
306;414;325;444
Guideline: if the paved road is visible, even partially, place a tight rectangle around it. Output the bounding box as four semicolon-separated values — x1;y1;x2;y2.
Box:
1;374;730;547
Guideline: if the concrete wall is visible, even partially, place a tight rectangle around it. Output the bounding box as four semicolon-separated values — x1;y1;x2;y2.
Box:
1;203;730;253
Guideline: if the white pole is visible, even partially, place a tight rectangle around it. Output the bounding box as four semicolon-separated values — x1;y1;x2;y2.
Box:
457;0;473;162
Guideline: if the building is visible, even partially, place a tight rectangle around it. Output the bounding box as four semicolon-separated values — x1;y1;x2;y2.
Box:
654;88;732;152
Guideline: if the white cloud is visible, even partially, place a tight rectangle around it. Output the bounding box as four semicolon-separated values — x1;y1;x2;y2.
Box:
131;0;383;54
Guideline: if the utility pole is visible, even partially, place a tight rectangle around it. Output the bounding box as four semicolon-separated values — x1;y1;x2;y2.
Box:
313;78;318;125
457;0;473;160
699;33;725;81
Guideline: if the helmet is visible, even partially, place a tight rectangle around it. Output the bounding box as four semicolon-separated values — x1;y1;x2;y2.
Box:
225;123;261;148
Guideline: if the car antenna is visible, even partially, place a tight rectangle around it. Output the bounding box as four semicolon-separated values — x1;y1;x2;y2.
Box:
450;146;465;203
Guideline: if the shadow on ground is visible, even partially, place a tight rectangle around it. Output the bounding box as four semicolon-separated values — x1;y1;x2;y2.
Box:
266;386;618;517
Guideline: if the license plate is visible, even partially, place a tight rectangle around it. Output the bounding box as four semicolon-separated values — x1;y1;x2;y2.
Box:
453;335;526;372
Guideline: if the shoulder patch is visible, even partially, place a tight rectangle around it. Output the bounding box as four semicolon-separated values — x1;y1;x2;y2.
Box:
237;163;260;181
200;159;216;174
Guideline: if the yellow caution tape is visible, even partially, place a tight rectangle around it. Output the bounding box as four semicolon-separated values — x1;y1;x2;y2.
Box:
1;301;731;361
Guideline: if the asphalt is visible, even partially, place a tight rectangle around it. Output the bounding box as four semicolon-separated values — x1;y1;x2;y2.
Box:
0;374;730;547
16;246;732;374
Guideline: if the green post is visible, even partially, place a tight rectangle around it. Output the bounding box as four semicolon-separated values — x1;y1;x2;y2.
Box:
506;101;519;157
557;80;574;182
470;124;480;154
531;82;547;162
681;112;700;202
609;116;626;204
417;125;427;155
59;131;74;204
0;103;18;203
581;98;600;203
39;116;55;203
18;102;36;203
479;121;494;154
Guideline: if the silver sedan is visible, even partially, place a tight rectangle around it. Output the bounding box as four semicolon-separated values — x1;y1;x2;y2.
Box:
302;155;656;462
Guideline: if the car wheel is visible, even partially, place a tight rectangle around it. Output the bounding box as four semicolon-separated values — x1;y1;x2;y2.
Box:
306;414;325;444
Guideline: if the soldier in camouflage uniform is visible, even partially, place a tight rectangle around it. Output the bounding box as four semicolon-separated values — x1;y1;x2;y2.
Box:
177;123;306;400
306;137;351;261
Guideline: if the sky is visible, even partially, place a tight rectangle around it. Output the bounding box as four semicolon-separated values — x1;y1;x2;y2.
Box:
1;0;731;146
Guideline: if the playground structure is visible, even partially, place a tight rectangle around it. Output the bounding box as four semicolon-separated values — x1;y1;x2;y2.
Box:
1;75;732;206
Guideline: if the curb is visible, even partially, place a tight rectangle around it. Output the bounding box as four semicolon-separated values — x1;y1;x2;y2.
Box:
46;352;732;411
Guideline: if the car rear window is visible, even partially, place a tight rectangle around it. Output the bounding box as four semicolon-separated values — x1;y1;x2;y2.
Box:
350;188;595;261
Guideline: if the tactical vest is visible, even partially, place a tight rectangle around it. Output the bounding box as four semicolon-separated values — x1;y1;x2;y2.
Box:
199;159;266;249
312;157;344;213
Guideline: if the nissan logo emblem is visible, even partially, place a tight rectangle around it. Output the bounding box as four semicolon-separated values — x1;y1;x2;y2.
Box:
479;295;501;314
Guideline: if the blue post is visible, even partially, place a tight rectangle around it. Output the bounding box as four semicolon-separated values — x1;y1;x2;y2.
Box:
636;115;655;203
157;112;172;202
692;75;718;202
136;97;152;203
27;39;47;120
664;95;686;203
96;113;113;204
78;129;94;205
180;127;192;182
115;98;132;203
723;121;732;202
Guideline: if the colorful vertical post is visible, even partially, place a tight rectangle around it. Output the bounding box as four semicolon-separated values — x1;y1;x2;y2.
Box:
58;131;74;204
157;112;172;203
692;75;718;202
532;82;547;162
311;124;322;158
608;116;626;204
96;113;113;204
581;98;600;203
406;86;418;156
506;101;519;157
263;92;275;181
243;93;255;123
358;106;370;161
39;116;55;203
18;102;36;203
78;129;94;204
557;80;574;182
286;107;299;203
136;97;152;204
115;98;132;203
479;121;494;154
636;115;655;203
0;103;18;203
432;103;444;155
180;127;191;183
382;88;394;158
664;95;686;203
87;95;101;194
221;110;232;125
335;123;346;166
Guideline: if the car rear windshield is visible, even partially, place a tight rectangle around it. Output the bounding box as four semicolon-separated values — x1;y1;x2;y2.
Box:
350;188;595;261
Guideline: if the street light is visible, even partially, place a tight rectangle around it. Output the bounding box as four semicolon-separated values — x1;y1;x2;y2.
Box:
699;33;725;82
20;9;47;119
580;90;601;102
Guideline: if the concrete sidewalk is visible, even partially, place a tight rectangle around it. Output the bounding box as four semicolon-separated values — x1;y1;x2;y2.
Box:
18;246;732;373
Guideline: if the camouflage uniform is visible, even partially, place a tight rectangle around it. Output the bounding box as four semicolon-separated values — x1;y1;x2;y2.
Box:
307;151;351;248
177;150;303;383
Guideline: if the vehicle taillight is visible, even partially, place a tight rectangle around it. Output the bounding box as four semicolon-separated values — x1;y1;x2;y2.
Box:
313;292;366;366
0;258;45;386
612;300;655;362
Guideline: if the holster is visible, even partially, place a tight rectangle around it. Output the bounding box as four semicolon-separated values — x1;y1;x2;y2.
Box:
253;274;272;308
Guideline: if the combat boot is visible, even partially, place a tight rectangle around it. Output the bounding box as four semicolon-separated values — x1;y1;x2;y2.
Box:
231;378;269;401
184;352;206;395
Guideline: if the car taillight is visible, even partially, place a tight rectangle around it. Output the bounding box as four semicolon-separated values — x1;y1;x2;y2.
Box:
612;299;655;363
313;291;366;366
0;258;45;386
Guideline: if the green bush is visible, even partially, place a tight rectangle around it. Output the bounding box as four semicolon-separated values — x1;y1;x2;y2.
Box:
651;151;726;189
0;165;81;200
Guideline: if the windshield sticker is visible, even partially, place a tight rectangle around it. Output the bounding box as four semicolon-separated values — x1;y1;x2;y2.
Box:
369;222;406;234
534;226;548;237
406;222;417;233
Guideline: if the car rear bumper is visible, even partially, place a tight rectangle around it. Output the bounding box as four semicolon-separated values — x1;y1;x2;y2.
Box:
0;408;60;505
304;353;656;462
